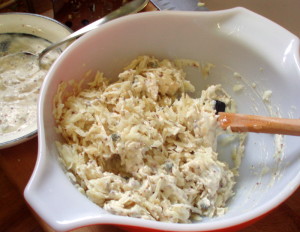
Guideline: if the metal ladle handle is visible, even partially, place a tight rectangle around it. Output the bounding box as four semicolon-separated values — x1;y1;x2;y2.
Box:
38;0;149;63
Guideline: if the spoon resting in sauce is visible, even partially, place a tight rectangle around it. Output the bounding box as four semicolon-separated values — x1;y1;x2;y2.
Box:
7;0;149;66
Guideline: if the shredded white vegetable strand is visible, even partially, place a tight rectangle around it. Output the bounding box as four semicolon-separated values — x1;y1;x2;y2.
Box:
53;56;241;223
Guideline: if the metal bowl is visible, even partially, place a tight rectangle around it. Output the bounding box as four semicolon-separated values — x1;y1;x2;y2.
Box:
0;12;72;149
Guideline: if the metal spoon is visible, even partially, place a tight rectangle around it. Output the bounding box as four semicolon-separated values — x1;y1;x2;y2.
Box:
13;0;149;66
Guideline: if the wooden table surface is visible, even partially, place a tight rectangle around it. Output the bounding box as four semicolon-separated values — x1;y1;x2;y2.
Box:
0;1;299;232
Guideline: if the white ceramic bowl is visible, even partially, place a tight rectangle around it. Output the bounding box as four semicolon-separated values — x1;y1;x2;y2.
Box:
0;13;72;149
24;7;300;232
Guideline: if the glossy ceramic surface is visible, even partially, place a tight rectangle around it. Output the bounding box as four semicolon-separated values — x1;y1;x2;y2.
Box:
24;8;300;232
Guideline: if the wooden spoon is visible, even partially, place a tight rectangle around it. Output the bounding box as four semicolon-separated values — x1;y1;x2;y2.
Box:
218;112;300;136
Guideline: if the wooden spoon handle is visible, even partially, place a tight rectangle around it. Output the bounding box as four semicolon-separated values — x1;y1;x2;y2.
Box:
218;112;300;136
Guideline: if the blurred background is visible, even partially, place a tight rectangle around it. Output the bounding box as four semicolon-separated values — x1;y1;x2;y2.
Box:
0;0;299;36
0;0;131;30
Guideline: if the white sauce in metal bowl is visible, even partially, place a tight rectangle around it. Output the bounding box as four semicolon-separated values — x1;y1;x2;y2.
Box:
0;33;60;145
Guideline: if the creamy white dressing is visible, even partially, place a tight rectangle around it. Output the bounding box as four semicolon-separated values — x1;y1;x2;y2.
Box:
0;33;60;142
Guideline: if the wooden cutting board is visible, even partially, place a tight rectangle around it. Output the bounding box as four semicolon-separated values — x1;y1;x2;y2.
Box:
0;2;299;232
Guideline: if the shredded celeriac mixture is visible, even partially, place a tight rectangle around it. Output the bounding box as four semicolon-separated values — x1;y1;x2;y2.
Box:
53;56;243;223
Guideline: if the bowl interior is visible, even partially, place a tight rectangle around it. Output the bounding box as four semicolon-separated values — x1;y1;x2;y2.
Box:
26;8;300;231
0;13;72;42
